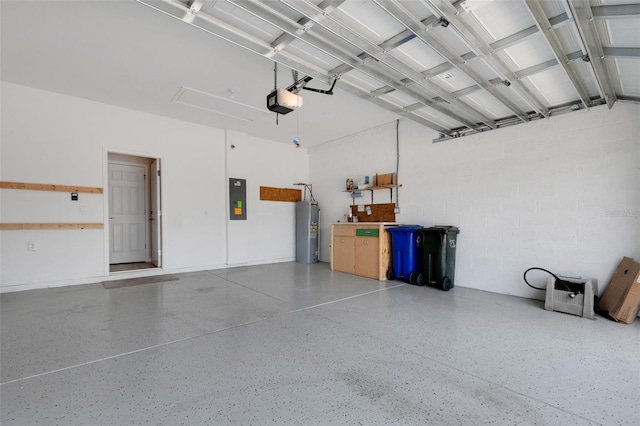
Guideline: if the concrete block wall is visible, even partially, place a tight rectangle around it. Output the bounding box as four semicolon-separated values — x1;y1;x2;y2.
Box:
311;103;640;299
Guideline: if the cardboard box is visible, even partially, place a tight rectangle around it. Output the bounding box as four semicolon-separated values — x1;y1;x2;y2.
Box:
598;257;640;324
373;173;396;186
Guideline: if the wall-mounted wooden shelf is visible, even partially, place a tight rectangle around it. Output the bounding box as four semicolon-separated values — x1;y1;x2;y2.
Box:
0;181;103;194
1;182;104;231
343;185;398;203
342;184;398;192
343;172;398;204
0;223;104;230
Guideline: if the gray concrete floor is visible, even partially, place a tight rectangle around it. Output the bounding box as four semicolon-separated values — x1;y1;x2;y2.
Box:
1;262;638;425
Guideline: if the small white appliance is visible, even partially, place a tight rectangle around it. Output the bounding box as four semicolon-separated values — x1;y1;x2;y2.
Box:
545;276;598;319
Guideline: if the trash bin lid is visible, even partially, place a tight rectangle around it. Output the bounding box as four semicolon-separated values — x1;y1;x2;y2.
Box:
386;225;423;233
421;226;459;235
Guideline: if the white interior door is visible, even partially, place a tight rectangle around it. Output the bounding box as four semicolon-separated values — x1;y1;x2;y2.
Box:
150;159;162;267
109;163;146;264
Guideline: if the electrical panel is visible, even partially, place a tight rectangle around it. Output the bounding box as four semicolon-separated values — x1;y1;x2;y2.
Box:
229;178;246;220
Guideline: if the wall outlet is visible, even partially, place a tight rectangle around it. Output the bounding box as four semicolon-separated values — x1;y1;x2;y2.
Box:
394;207;400;214
27;241;37;251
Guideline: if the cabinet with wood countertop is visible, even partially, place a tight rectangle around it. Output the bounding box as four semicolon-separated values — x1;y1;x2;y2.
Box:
330;223;396;280
332;234;355;273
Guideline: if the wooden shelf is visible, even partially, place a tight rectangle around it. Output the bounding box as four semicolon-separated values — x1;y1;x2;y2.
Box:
344;184;398;205
0;181;103;194
0;223;104;230
342;184;397;193
343;173;398;206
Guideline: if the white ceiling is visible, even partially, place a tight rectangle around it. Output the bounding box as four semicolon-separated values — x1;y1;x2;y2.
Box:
2;0;638;147
0;0;398;147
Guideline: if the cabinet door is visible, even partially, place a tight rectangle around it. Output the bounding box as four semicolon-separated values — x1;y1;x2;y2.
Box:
354;237;380;279
332;236;355;273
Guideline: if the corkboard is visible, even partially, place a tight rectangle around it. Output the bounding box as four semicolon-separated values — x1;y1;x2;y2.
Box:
350;203;396;222
260;186;302;202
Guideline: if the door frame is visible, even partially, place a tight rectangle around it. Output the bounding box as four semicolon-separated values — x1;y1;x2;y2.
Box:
150;159;162;267
103;148;164;276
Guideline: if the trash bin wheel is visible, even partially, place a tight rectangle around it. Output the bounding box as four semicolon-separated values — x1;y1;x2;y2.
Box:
416;273;425;286
408;271;418;285
441;276;453;291
386;268;395;280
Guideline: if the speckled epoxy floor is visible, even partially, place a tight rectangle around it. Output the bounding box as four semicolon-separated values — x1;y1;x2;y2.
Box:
1;262;639;425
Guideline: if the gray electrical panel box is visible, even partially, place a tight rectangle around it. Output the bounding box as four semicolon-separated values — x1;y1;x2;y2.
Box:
229;178;246;220
296;200;319;263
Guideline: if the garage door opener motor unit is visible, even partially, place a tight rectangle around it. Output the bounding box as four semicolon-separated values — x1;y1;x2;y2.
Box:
267;64;337;116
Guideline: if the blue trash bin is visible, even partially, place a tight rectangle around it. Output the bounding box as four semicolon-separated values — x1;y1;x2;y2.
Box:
386;225;423;284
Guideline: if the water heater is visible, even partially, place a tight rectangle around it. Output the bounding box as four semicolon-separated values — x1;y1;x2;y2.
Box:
296;200;319;263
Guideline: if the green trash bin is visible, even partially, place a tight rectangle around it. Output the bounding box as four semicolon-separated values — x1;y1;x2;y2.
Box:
419;226;460;291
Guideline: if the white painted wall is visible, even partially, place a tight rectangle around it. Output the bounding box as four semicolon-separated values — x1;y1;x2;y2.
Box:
226;130;311;265
0;82;309;291
2;80;638;301
310;104;640;299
